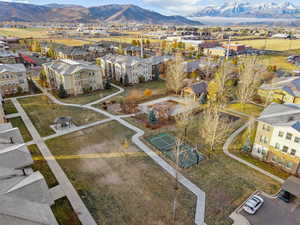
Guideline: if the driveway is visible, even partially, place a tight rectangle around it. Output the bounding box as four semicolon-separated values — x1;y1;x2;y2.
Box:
241;194;300;225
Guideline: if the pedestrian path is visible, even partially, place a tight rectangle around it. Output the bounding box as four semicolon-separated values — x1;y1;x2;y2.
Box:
5;113;20;119
11;98;98;225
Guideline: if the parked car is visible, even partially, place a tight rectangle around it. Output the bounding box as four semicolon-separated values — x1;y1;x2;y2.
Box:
277;190;293;203
243;195;264;215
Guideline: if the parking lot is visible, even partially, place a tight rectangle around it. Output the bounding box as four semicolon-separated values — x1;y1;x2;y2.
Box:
241;194;300;225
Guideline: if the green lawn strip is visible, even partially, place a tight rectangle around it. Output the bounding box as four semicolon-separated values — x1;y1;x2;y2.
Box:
51;197;82;225
18;95;106;137
56;87;119;105
3;100;18;114
226;103;264;117
8;117;32;142
28;145;58;188
46;121;196;225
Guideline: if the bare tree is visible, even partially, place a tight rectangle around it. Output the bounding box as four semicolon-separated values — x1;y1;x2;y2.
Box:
199;104;232;157
166;53;186;95
172;97;195;223
208;61;235;107
236;57;262;106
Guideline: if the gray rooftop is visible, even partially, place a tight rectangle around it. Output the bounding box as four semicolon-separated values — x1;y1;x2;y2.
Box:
43;59;99;76
0;64;26;73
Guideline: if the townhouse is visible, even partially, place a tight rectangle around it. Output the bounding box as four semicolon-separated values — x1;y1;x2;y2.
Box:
43;59;104;96
0;63;28;96
258;76;300;104
252;103;300;175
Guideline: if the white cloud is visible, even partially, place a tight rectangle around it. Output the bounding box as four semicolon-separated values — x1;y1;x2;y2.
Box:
0;0;29;3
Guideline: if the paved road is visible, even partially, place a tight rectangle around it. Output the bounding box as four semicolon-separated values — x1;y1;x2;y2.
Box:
241;194;300;225
11;98;98;225
223;122;284;184
34;81;207;225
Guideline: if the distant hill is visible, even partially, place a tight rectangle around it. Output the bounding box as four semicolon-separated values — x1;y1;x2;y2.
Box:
0;2;202;25
191;1;300;18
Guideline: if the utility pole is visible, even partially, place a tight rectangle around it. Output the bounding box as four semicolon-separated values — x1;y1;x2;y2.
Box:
226;35;231;60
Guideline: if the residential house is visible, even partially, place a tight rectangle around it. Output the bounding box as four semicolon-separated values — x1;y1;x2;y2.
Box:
258;76;300;104
252;103;300;175
99;54;171;85
0;122;58;225
181;81;208;101
203;47;231;57
43;59;104;96
0;64;28;96
0;50;19;64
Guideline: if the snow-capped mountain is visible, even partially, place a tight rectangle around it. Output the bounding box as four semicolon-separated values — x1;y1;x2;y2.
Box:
191;1;300;18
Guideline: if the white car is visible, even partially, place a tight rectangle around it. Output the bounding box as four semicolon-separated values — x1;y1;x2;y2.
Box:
243;195;264;215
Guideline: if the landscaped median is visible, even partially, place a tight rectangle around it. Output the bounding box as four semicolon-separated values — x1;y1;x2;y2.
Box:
18;95;106;137
3;99;18;114
8;117;33;142
45;121;196;225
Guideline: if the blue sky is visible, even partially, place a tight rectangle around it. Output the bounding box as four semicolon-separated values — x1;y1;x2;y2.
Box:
2;0;299;15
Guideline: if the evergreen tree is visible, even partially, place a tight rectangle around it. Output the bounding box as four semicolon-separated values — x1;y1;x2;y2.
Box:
58;84;68;98
148;110;157;124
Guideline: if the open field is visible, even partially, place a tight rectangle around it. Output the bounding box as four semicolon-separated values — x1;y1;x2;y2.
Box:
261;55;300;71
46;121;196;225
89;36;162;44
8;117;32;142
232;39;300;51
0;28;49;38
50;39;93;46
3;100;18;114
18;95;106;137
147;113;280;225
56;87;119;105
51;197;82;225
226;103;264;117
28;145;58;188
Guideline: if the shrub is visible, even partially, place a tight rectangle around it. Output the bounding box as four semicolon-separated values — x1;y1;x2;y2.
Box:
144;89;153;97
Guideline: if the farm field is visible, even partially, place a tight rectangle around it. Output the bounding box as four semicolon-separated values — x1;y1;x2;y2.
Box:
233;39;300;51
0;28;50;38
46;121;196;225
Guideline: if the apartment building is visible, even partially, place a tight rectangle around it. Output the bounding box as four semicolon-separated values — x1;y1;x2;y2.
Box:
43;59;104;96
99;54;171;84
252;103;300;175
0;64;28;96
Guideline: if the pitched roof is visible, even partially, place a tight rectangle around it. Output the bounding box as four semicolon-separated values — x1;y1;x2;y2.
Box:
44;59;99;76
0;64;26;73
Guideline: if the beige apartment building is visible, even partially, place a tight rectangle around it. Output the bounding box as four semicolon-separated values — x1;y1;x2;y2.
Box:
0;64;28;96
252;103;300;175
43;59;104;96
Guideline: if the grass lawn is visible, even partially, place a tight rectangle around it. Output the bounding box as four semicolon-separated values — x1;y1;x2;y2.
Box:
57;87;119;105
51;197;82;225
261;55;300;71
3;100;18;114
18;95;106;137
226;103;264;117
46;121;196;225
8;117;32;142
28;145;58;188
50;39;92;46
0;28;49;38
233;39;300;51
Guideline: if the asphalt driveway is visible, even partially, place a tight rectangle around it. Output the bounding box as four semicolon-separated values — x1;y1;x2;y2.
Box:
241;194;300;225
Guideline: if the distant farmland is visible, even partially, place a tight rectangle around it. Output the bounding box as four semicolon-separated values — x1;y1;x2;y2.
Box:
232;39;300;51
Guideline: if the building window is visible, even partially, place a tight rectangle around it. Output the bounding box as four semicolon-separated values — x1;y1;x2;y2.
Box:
290;149;296;156
278;131;284;137
282;146;289;153
286;162;294;169
295;137;300;143
286;133;293;140
264;137;268;144
275;143;280;150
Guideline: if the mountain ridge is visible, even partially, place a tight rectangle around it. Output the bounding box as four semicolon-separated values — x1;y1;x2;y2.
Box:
0;2;202;25
191;1;300;18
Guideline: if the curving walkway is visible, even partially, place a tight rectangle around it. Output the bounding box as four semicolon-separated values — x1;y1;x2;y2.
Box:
223;122;284;184
33;81;207;225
